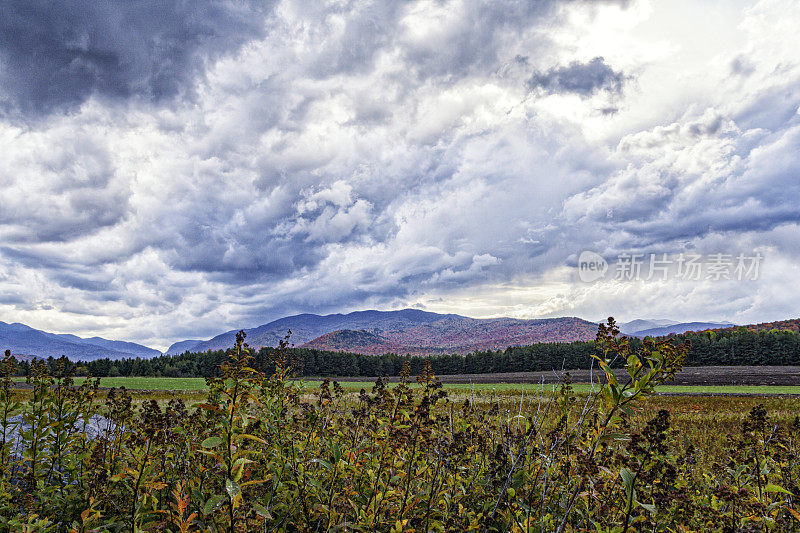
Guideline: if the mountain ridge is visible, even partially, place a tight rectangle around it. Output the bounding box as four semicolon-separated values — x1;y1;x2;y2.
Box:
168;310;600;356
167;309;459;354
707;318;800;334
618;319;679;334
628;321;734;337
0;321;160;361
2;313;795;362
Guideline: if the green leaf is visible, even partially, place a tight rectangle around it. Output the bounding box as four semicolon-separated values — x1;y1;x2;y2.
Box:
620;467;635;491
232;456;254;468
252;503;270;518
201;436;223;449
226;478;241;499
765;483;794;496
203;495;226;515
332;442;342;462
638;502;657;514
600;432;629;442
311;458;334;471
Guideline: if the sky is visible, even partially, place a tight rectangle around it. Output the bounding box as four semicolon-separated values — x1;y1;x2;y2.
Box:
1;0;799;350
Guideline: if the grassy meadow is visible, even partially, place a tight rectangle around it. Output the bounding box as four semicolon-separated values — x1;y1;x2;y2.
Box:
21;375;800;395
15;372;800;398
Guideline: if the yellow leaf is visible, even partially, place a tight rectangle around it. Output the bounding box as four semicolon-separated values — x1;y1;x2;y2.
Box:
234;433;267;445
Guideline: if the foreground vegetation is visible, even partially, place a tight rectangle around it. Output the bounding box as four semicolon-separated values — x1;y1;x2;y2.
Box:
3;319;800;531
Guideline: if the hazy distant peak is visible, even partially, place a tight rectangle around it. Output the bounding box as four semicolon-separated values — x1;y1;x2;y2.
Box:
0;322;160;361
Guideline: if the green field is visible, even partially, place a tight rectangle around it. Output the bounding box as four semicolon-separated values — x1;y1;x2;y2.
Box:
74;376;209;390
23;376;800;395
14;376;209;391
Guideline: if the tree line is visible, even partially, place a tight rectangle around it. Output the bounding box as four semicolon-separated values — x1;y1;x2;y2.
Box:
4;326;800;378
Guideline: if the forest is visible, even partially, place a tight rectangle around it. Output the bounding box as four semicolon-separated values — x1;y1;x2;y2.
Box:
8;326;800;379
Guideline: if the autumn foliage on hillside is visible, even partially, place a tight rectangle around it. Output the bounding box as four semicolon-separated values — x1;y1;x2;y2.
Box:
299;316;598;355
711;318;800;334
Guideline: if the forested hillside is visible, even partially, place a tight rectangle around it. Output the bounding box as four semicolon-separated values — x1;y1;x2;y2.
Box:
711;319;800;334
167;309;598;355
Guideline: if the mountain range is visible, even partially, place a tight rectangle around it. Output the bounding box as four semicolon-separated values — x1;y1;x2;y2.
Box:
166;309;600;355
619;319;734;337
618;319;680;334
0;321;160;361
166;311;737;356
0;311;759;362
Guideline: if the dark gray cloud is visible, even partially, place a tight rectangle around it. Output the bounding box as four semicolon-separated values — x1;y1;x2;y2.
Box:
400;1;558;81
0;0;272;116
527;57;625;97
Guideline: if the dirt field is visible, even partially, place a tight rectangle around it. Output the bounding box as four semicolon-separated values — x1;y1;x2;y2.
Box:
323;365;800;386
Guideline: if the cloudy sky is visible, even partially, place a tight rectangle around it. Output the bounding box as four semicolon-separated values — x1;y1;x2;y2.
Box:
1;0;799;349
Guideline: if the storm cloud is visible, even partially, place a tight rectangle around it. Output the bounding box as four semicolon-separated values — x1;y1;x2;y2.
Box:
1;0;799;349
527;57;626;97
0;0;271;115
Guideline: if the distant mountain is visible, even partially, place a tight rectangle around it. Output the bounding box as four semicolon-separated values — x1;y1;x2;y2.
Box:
44;333;160;359
0;321;160;361
630;321;734;337
169;309;452;354
302;330;406;355
619;319;679;335
170;309;599;356
628;318;800;338
165;340;203;355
